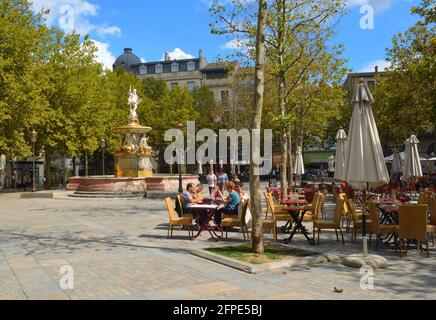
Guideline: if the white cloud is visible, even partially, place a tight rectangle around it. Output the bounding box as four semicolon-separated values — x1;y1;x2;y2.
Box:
91;40;116;70
97;26;121;37
31;0;121;37
162;48;194;60
359;59;391;72
141;58;146;63
346;0;393;13
221;39;249;50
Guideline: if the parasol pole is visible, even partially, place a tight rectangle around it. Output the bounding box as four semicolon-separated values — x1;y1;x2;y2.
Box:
362;183;369;259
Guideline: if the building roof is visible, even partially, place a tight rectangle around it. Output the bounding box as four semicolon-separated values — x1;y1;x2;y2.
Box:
113;48;142;72
201;62;238;73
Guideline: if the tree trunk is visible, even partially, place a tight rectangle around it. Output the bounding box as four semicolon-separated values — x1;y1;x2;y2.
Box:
44;146;51;190
279;74;288;198
85;154;89;177
277;0;288;198
72;157;76;177
287;128;293;188
250;0;267;255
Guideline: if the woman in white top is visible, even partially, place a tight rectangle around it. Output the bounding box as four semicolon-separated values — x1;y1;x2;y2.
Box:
206;169;218;195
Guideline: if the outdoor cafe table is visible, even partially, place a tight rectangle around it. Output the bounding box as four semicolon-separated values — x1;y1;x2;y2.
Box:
190;204;221;241
377;203;400;245
283;205;314;245
281;199;308;206
280;199;308;233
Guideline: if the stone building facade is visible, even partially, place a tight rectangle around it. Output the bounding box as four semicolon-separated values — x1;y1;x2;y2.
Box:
113;48;253;112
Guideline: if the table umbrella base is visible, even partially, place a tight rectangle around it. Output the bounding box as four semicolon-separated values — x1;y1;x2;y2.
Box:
342;254;387;269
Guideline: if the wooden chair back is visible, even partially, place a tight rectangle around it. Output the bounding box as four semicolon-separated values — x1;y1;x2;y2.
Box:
312;193;324;220
348;199;361;222
339;193;352;220
165;197;178;222
333;199;345;226
418;193;430;205
368;201;381;234
176;194;185;216
239;198;249;226
431;197;436;226
399;205;428;240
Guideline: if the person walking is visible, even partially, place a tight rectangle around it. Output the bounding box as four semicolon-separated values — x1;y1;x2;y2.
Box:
206;169;217;195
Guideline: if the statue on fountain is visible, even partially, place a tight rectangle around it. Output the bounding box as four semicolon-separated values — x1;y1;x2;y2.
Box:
114;87;154;178
128;86;142;125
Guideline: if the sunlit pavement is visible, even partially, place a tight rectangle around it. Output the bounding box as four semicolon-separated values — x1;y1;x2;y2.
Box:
0;192;435;300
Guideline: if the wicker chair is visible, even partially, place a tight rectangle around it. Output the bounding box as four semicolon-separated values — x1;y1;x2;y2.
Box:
165;197;193;239
221;198;250;240
426;197;436;246
398;204;429;258
313;198;345;245
367;201;398;250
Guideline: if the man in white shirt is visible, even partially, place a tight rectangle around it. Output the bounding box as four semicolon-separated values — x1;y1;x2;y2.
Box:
206;169;217;195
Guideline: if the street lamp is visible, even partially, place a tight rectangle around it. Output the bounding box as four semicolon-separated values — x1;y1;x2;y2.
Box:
101;138;106;176
177;123;184;193
31;129;37;192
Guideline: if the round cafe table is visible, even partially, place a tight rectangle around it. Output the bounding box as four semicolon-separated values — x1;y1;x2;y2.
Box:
281;199;308;206
190;204;221;241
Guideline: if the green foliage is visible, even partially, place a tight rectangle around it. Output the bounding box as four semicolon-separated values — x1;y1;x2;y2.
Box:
372;0;435;145
0;0;220;171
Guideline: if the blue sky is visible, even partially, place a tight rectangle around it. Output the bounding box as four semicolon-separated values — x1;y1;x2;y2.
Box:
31;0;420;72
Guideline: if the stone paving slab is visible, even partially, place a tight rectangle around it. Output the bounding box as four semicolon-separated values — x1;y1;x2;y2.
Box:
0;195;435;300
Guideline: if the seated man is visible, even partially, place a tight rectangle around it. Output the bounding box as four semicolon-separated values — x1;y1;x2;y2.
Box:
215;182;241;226
182;183;201;214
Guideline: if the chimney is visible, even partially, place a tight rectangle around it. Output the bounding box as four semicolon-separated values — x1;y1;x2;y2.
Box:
124;48;133;54
164;52;170;61
375;65;379;74
199;49;206;68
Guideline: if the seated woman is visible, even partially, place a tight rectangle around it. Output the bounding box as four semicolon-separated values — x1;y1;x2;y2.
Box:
235;182;249;200
195;184;204;201
214;182;241;226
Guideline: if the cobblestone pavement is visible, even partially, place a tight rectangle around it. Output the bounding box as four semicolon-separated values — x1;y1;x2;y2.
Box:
0;192;435;300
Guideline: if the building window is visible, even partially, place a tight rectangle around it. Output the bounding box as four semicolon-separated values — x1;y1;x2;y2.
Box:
187;61;195;71
139;65;147;75
221;90;230;108
155;64;163;74
187;81;196;93
171;82;179;89
367;80;375;87
171;63;179;73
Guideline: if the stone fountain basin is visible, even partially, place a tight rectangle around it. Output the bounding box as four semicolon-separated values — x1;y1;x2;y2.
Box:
67;174;200;198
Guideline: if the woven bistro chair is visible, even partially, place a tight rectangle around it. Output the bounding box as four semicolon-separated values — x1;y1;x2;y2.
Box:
302;193;321;222
264;192;293;242
367;201;398;250
348;199;372;242
397;204;429;258
320;190;329;219
426;197;436;246
221;198;250;240
258;202;278;242
338;193;353;231
176;194;193;220
264;192;290;216
418;193;428;205
313;198;345;246
165;197;193;240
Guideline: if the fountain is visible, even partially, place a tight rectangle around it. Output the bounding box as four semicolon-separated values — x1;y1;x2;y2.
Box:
67;88;199;198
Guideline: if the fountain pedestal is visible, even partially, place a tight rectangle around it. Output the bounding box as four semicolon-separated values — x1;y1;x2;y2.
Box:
66;88;199;198
114;117;154;178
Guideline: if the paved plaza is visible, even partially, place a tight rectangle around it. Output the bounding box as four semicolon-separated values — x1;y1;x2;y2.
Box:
0;191;435;300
